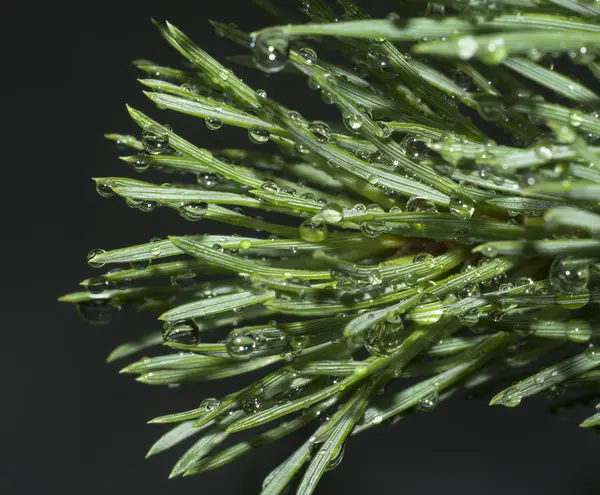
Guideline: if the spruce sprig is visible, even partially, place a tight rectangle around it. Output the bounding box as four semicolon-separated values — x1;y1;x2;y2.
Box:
62;1;600;493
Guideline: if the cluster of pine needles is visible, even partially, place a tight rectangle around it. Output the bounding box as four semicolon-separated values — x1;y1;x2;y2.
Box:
61;0;600;493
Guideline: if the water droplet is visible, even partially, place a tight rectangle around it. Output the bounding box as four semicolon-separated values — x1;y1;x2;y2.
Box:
308;441;345;471
459;283;481;299
585;343;600;361
138;200;157;213
96;182;115;198
243;395;264;414
130;155;152;173
251;30;289;73
162;320;200;345
308;120;331;142
294;142;310;155
318;203;344;223
226;329;257;359
481;38;507;65
569;110;584;128
534;143;553;162
503;392;522;407
566;320;592;343
87;248;106;268
364;318;405;357
549;257;589;294
149;237;162;257
179;202;208;221
290;335;310;353
406;196;437;213
255;88;267;100
402;136;430;161
87;276;108;294
200;397;221;412
556;292;590;310
568;46;595;65
261;179;279;193
298;47;317;65
299;219;328;242
360;220;387;238
378;121;392;138
76;300;115;326
343;113;363;132
197;172;220;188
297;0;311;14
459;308;480;327
457;35;479;60
240;239;252;249
413;252;435;268
418;391;440;412
368;269;383;285
449;197;475;219
205;118;223;131
248;127;270;144
141;125;170;155
409;295;443;325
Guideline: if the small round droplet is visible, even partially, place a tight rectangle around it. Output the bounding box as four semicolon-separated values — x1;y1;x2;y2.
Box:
200;398;221;412
179;202;208;221
226;329;257;359
413;252;435;268
248;128;270;144
96;182;115;198
458;308;479;327
534;143;553;162
295;142;310;155
566;320;592;343
449;197;475;219
138;200;157;213
308;120;331;143
297;0;311;14
360;220;387;238
318;203;344;223
480;39;508;65
162;320;200;345
343;113;363;132
251;30;290;73
298;47;317;65
585;343;600;361
569;110;584;128
242;395;264;414
87;248;106;268
402;136;430;161
290;335;310;353
418;391;440;412
141;125;170;155
406;196;437;213
76;300;115;326
205;118;223;131
261;179;279;193
87;276;108;295
130;155;152;173
309;441;345;471
549;257;589;294
364;319;404;357
299;219;328;242
409;295;443;325
149;237;163;257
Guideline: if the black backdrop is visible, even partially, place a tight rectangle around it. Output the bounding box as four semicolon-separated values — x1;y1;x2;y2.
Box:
3;0;599;493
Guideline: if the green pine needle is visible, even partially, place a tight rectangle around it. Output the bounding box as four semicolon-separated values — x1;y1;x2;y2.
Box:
62;1;600;493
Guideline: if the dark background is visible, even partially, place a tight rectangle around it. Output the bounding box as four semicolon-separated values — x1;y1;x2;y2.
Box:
3;0;599;493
